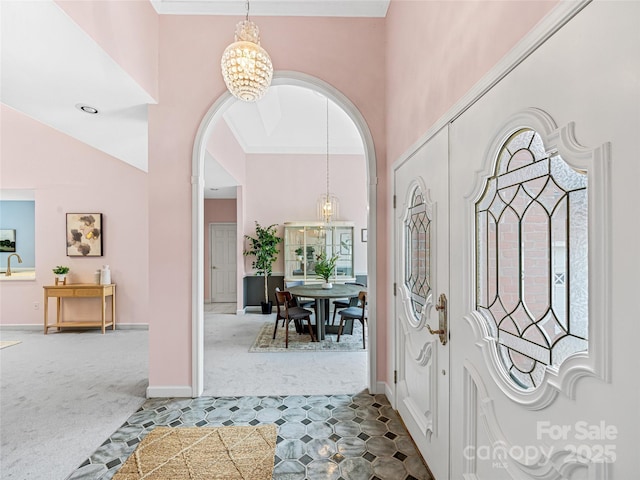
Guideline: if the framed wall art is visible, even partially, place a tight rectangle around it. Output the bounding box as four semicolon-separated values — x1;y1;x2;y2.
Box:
0;229;16;252
66;213;103;257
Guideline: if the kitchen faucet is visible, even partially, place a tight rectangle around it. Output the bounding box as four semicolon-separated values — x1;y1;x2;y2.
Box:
5;253;22;276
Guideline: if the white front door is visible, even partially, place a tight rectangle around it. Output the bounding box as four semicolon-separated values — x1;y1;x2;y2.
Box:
210;223;236;302
447;2;637;478
394;126;449;479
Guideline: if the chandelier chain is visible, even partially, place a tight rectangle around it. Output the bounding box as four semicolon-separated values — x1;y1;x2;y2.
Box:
245;0;250;21
326;97;330;199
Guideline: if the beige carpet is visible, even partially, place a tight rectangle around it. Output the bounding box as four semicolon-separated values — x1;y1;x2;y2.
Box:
249;320;366;352
0;341;21;349
113;425;277;480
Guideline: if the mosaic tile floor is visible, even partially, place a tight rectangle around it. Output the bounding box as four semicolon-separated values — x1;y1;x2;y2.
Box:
67;392;433;480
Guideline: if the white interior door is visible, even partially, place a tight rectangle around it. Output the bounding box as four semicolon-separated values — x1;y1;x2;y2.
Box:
210;223;236;302
447;2;638;478
394;127;449;479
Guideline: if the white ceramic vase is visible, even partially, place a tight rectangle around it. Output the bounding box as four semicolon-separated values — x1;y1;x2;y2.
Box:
322;282;333;289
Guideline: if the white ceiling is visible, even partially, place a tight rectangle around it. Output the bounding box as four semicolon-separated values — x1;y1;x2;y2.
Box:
1;0;370;200
0;1;155;172
150;0;390;17
224;85;363;155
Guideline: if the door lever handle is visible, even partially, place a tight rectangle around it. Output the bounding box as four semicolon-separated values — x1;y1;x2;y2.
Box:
426;293;448;346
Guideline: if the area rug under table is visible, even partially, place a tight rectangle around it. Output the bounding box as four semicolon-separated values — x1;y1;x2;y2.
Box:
249;320;367;352
112;424;277;480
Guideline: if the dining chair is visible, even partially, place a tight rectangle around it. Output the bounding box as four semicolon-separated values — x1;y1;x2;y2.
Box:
331;282;365;325
284;280;315;310
336;291;367;349
274;290;317;348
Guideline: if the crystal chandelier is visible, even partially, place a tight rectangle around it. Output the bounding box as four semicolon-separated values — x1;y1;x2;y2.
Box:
220;1;273;102
317;97;339;224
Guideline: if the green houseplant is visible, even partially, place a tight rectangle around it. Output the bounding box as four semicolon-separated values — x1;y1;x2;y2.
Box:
243;221;282;314
52;265;70;284
314;251;339;288
52;266;69;275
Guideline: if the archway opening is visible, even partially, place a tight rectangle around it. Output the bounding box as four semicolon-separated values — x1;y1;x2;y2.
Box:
191;72;378;397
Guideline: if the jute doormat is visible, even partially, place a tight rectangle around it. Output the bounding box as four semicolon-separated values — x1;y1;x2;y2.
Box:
249;320;367;352
112;425;277;480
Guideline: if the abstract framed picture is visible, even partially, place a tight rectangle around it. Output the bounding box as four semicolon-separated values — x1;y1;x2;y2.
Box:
0;229;16;252
66;213;103;257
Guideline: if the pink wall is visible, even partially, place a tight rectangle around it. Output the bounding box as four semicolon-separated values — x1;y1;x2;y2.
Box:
208;120;246;185
385;0;558;163
203;199;237;301
55;0;159;101
148;14;386;391
243;153;368;276
0;105;149;326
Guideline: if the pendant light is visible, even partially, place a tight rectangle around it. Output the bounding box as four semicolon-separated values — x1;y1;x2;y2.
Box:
220;0;273;102
317;97;339;224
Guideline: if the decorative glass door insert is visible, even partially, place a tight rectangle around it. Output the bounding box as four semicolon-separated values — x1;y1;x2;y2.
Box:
405;187;431;322
475;128;588;390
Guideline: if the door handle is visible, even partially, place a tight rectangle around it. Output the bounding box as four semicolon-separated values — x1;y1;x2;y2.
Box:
426;293;448;346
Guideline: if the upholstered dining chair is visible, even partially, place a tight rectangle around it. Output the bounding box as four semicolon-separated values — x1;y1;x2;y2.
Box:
274;290;317;348
336;291;367;349
331;282;365;325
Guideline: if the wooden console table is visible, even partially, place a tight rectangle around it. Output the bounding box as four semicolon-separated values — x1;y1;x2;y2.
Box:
43;284;116;334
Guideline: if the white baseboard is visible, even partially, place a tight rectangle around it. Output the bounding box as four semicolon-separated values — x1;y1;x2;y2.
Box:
0;324;42;330
376;381;392;397
0;323;149;330
146;385;193;398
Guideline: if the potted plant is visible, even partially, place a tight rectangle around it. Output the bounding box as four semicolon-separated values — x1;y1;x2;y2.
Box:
295;246;304;262
52;265;70;284
243;221;282;314
314;251;339;289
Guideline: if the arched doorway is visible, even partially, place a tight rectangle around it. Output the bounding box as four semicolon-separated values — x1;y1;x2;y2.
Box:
191;71;378;396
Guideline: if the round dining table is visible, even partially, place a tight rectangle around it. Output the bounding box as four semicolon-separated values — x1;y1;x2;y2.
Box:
288;283;365;340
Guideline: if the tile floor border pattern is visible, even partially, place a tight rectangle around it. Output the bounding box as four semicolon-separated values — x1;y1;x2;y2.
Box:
67;392;434;480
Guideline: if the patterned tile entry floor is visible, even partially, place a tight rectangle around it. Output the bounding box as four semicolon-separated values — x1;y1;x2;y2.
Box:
67;392;434;480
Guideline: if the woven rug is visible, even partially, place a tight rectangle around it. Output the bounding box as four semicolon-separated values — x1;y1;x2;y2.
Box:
0;341;21;350
249;320;367;352
113;425;276;480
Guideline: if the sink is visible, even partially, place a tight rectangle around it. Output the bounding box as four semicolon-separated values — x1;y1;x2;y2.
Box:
0;269;36;280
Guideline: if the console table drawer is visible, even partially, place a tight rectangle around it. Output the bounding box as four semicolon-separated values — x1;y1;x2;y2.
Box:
74;288;102;297
47;289;75;297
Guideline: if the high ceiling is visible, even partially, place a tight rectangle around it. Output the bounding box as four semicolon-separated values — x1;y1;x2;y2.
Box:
150;0;390;17
1;0;371;199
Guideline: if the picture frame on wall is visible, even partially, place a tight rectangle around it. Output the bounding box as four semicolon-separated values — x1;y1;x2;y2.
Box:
66;213;103;257
0;229;16;252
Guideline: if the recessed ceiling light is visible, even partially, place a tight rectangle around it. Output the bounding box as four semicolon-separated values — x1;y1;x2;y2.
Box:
75;103;99;114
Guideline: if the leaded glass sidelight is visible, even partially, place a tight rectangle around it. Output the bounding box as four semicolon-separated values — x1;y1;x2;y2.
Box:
405;187;431;321
476;128;588;390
